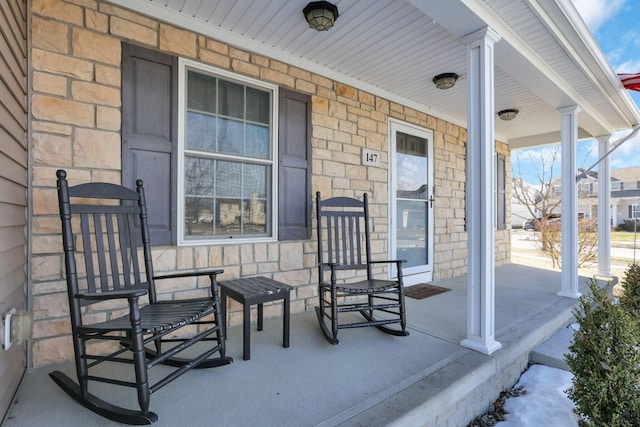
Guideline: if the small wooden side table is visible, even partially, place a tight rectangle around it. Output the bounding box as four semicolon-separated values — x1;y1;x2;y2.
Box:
219;276;293;360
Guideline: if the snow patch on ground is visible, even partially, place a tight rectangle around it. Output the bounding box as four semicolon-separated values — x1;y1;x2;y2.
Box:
499;364;580;426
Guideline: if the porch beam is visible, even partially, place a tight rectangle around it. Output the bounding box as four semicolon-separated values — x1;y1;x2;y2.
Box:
597;135;612;277
559;105;582;299
460;27;502;355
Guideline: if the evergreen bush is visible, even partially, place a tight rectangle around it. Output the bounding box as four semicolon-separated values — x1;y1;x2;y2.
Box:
566;278;640;426
620;262;640;315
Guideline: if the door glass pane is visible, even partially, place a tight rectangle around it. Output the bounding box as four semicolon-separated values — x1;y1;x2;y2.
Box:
395;131;428;268
396;200;427;268
396;133;428;200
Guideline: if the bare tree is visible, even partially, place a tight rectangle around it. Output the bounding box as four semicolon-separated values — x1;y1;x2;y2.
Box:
539;218;598;268
511;145;562;222
512;144;599;267
512;146;562;251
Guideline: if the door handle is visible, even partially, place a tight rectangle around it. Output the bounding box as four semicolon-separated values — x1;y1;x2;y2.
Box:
428;194;435;208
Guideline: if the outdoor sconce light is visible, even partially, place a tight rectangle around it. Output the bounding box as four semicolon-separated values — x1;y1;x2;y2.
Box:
432;73;459;90
303;1;339;31
498;109;519;121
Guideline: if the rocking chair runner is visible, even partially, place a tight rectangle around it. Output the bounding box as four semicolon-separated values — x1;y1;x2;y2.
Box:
50;170;232;425
315;191;409;344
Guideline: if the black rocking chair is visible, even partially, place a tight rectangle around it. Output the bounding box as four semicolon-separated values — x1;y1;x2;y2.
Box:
315;191;409;344
50;170;232;425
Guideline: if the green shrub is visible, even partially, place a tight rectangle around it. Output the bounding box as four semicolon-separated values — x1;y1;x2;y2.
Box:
565;278;640;426
620;263;640;315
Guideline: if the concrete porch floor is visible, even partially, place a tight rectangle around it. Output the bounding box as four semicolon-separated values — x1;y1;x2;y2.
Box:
3;264;594;427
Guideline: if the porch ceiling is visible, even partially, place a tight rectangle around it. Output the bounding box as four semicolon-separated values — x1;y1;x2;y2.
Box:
108;0;640;149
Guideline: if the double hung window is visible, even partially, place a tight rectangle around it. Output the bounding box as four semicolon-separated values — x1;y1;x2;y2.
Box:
179;61;277;243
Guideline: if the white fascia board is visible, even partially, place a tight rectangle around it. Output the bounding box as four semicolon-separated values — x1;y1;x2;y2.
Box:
457;0;621;133
532;0;640;127
104;0;466;129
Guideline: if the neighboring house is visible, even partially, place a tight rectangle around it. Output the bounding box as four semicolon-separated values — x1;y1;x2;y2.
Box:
610;167;640;226
1;0;639;421
543;167;640;226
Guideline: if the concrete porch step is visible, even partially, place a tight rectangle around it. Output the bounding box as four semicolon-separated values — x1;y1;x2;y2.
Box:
529;324;575;371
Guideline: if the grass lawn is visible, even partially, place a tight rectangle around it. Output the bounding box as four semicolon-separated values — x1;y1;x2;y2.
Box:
611;231;640;242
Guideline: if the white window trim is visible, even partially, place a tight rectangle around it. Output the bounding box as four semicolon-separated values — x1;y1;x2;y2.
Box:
177;58;279;246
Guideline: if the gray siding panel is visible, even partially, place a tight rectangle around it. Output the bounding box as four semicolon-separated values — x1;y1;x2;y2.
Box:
0;0;27;421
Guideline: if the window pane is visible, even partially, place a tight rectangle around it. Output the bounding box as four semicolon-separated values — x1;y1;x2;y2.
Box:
243;164;268;198
215;160;241;197
243;198;267;234
186;112;216;152
184;196;214;236
218;118;243;155
217;198;242;234
219;80;244;119
245;123;270;159
187;72;216;113
184;157;214;196
246;87;269;124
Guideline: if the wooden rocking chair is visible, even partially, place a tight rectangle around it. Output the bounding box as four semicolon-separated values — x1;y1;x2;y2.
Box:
315;191;409;344
50;170;232;424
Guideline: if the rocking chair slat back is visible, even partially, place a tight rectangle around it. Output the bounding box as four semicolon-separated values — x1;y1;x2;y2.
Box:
316;193;371;275
60;177;152;306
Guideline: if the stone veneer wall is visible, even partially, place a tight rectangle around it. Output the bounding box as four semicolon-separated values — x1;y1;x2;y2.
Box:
28;0;511;367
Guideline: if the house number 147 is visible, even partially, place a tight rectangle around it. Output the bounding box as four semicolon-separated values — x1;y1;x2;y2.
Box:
362;149;380;166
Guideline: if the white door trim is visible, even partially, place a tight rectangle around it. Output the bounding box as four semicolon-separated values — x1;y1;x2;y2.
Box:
388;118;434;285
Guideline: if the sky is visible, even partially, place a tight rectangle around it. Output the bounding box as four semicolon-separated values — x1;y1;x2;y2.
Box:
512;0;640;184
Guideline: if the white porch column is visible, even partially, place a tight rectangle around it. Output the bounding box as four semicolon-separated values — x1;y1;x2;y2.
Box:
597;135;612;277
460;27;502;355
559;105;582;298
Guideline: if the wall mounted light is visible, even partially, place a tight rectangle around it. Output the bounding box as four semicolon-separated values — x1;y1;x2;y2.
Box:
497;109;519;121
303;1;339;31
432;73;459;90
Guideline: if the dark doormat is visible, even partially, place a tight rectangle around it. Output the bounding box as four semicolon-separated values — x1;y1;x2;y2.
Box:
404;283;451;300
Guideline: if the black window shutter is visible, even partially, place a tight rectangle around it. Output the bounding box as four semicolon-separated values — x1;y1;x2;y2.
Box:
122;44;177;245
278;88;312;240
496;153;506;230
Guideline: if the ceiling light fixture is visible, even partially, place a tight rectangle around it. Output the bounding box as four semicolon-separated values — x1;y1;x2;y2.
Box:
432;73;459;90
497;109;519;121
303;1;339;31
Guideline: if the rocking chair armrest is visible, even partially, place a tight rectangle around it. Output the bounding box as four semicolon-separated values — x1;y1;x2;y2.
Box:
75;289;148;301
319;262;341;271
320;262;340;267
153;269;224;281
368;259;407;265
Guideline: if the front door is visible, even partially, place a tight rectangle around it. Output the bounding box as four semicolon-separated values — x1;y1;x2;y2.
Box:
389;120;434;285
